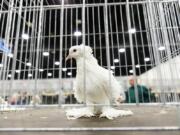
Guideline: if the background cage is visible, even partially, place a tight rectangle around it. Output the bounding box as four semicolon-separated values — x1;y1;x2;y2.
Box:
0;0;180;132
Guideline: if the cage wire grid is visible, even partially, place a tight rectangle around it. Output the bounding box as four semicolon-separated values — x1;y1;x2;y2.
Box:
0;0;180;131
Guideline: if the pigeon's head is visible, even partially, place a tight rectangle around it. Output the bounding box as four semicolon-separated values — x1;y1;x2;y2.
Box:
66;44;93;60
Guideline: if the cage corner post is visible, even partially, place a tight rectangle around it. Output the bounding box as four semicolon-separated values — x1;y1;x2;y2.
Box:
58;0;65;107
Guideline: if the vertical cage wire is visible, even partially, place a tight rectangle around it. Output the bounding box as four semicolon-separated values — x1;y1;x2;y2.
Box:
58;0;64;106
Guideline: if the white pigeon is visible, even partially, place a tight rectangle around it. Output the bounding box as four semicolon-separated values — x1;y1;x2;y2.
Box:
30;94;41;105
65;44;133;119
0;96;7;105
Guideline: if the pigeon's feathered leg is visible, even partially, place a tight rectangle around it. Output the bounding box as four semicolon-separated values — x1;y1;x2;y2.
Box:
66;101;95;120
100;106;133;120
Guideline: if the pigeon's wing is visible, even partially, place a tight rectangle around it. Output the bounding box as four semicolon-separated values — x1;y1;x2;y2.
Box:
73;79;85;103
96;67;126;102
85;57;125;101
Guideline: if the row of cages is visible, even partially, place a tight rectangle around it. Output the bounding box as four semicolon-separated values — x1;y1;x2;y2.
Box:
0;77;180;107
1;89;180;106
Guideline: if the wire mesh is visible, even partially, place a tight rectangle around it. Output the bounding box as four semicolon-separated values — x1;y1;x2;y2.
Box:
0;0;180;118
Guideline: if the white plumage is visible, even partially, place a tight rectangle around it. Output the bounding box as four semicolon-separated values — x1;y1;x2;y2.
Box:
0;96;7;105
65;44;133;119
30;94;41;105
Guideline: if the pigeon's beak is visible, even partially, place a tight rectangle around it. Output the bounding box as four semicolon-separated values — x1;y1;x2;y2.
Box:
65;55;71;61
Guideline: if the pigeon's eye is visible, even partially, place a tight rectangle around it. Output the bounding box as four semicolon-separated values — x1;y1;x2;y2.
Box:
73;49;77;52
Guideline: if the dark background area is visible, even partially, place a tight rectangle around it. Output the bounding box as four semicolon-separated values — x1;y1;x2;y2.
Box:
0;0;179;79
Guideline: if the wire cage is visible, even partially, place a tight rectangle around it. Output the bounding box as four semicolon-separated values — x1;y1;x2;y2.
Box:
0;0;180;132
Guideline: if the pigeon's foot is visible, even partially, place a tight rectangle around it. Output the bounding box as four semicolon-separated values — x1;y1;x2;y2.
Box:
100;107;133;120
66;107;94;120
